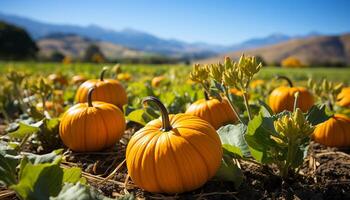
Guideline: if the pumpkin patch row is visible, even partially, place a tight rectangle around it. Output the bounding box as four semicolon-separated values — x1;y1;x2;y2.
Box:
55;61;350;195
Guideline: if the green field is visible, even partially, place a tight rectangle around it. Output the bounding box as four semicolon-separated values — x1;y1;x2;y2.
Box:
1;62;350;84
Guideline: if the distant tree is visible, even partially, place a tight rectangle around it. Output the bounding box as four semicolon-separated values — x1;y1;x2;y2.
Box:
0;21;38;60
281;56;304;68
83;44;105;63
50;51;65;62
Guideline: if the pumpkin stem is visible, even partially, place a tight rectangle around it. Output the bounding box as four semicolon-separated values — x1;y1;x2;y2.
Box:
142;96;172;131
87;87;95;107
100;67;108;81
276;75;293;87
204;91;210;101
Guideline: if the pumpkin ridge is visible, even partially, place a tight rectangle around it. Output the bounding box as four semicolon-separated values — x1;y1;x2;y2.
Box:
176;128;211;178
174;118;220;146
82;108;88;151
96;107;109;149
148;132;163;192
337;118;347;146
205;100;216;128
163;132;185;192
136;130;161;190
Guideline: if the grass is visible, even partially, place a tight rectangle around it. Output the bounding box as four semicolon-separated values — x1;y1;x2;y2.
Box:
1;61;350;84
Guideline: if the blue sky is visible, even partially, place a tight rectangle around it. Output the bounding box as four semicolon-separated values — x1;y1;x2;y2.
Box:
0;0;349;45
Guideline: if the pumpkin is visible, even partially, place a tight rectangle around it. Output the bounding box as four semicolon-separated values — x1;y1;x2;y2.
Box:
75;68;127;110
185;93;238;129
250;79;265;89
60;87;126;152
117;73;132;81
48;73;68;85
72;75;87;85
36;101;64;114
126;96;222;194
151;76;166;87
313;114;350;147
269;76;314;113
230;88;244;97
337;87;350;107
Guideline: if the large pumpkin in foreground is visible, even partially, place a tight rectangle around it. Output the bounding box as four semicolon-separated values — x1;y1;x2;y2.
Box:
60;87;126;152
313;114;350;147
75;68;127;109
337;87;350;107
186;94;238;129
126;97;222;194
269;76;314;113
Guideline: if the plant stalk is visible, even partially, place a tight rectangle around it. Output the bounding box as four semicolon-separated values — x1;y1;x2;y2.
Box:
223;86;245;125
242;91;252;121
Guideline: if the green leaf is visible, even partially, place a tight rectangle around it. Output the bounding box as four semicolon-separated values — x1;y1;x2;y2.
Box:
10;154;84;200
7;122;40;139
217;123;250;157
25;149;63;164
51;183;133;200
63;167;85;184
245;114;282;164
11;158;64;200
258;100;273;117
126;108;158;126
214;156;243;189
0;142;19;186
306;104;331;126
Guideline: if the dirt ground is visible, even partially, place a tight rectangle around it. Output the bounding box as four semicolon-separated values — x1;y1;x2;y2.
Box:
1;123;350;200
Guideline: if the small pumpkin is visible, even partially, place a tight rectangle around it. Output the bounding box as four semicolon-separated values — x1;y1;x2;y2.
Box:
186;93;238;129
117;73;132;81
75;68;127;110
36;101;64;114
250;79;265;89
60;87;126;152
48;73;68;86
269;76;314;113
230;88;244;97
126;97;222;194
313;114;350;147
72;75;87;85
151;75;166;87
337;87;350;107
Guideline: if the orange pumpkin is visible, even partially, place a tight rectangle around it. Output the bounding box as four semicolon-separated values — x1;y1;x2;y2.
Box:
48;73;68;86
60;87;126;152
126;97;222;194
151;76;166;87
250;79;265;89
269;76;314;113
117;73;132;81
230;88;244;97
337;87;350;107
313;114;350;147
75;68;127;110
36;101;64;114
186;93;238;129
72;75;87;85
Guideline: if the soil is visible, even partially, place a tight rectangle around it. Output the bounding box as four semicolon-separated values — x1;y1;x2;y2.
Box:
1;122;350;200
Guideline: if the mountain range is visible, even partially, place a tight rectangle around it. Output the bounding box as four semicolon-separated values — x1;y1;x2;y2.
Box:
0;12;323;59
198;33;350;66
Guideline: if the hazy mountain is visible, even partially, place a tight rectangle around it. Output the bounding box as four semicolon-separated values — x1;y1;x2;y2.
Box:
0;12;217;58
0;12;337;61
198;33;350;66
37;33;147;60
